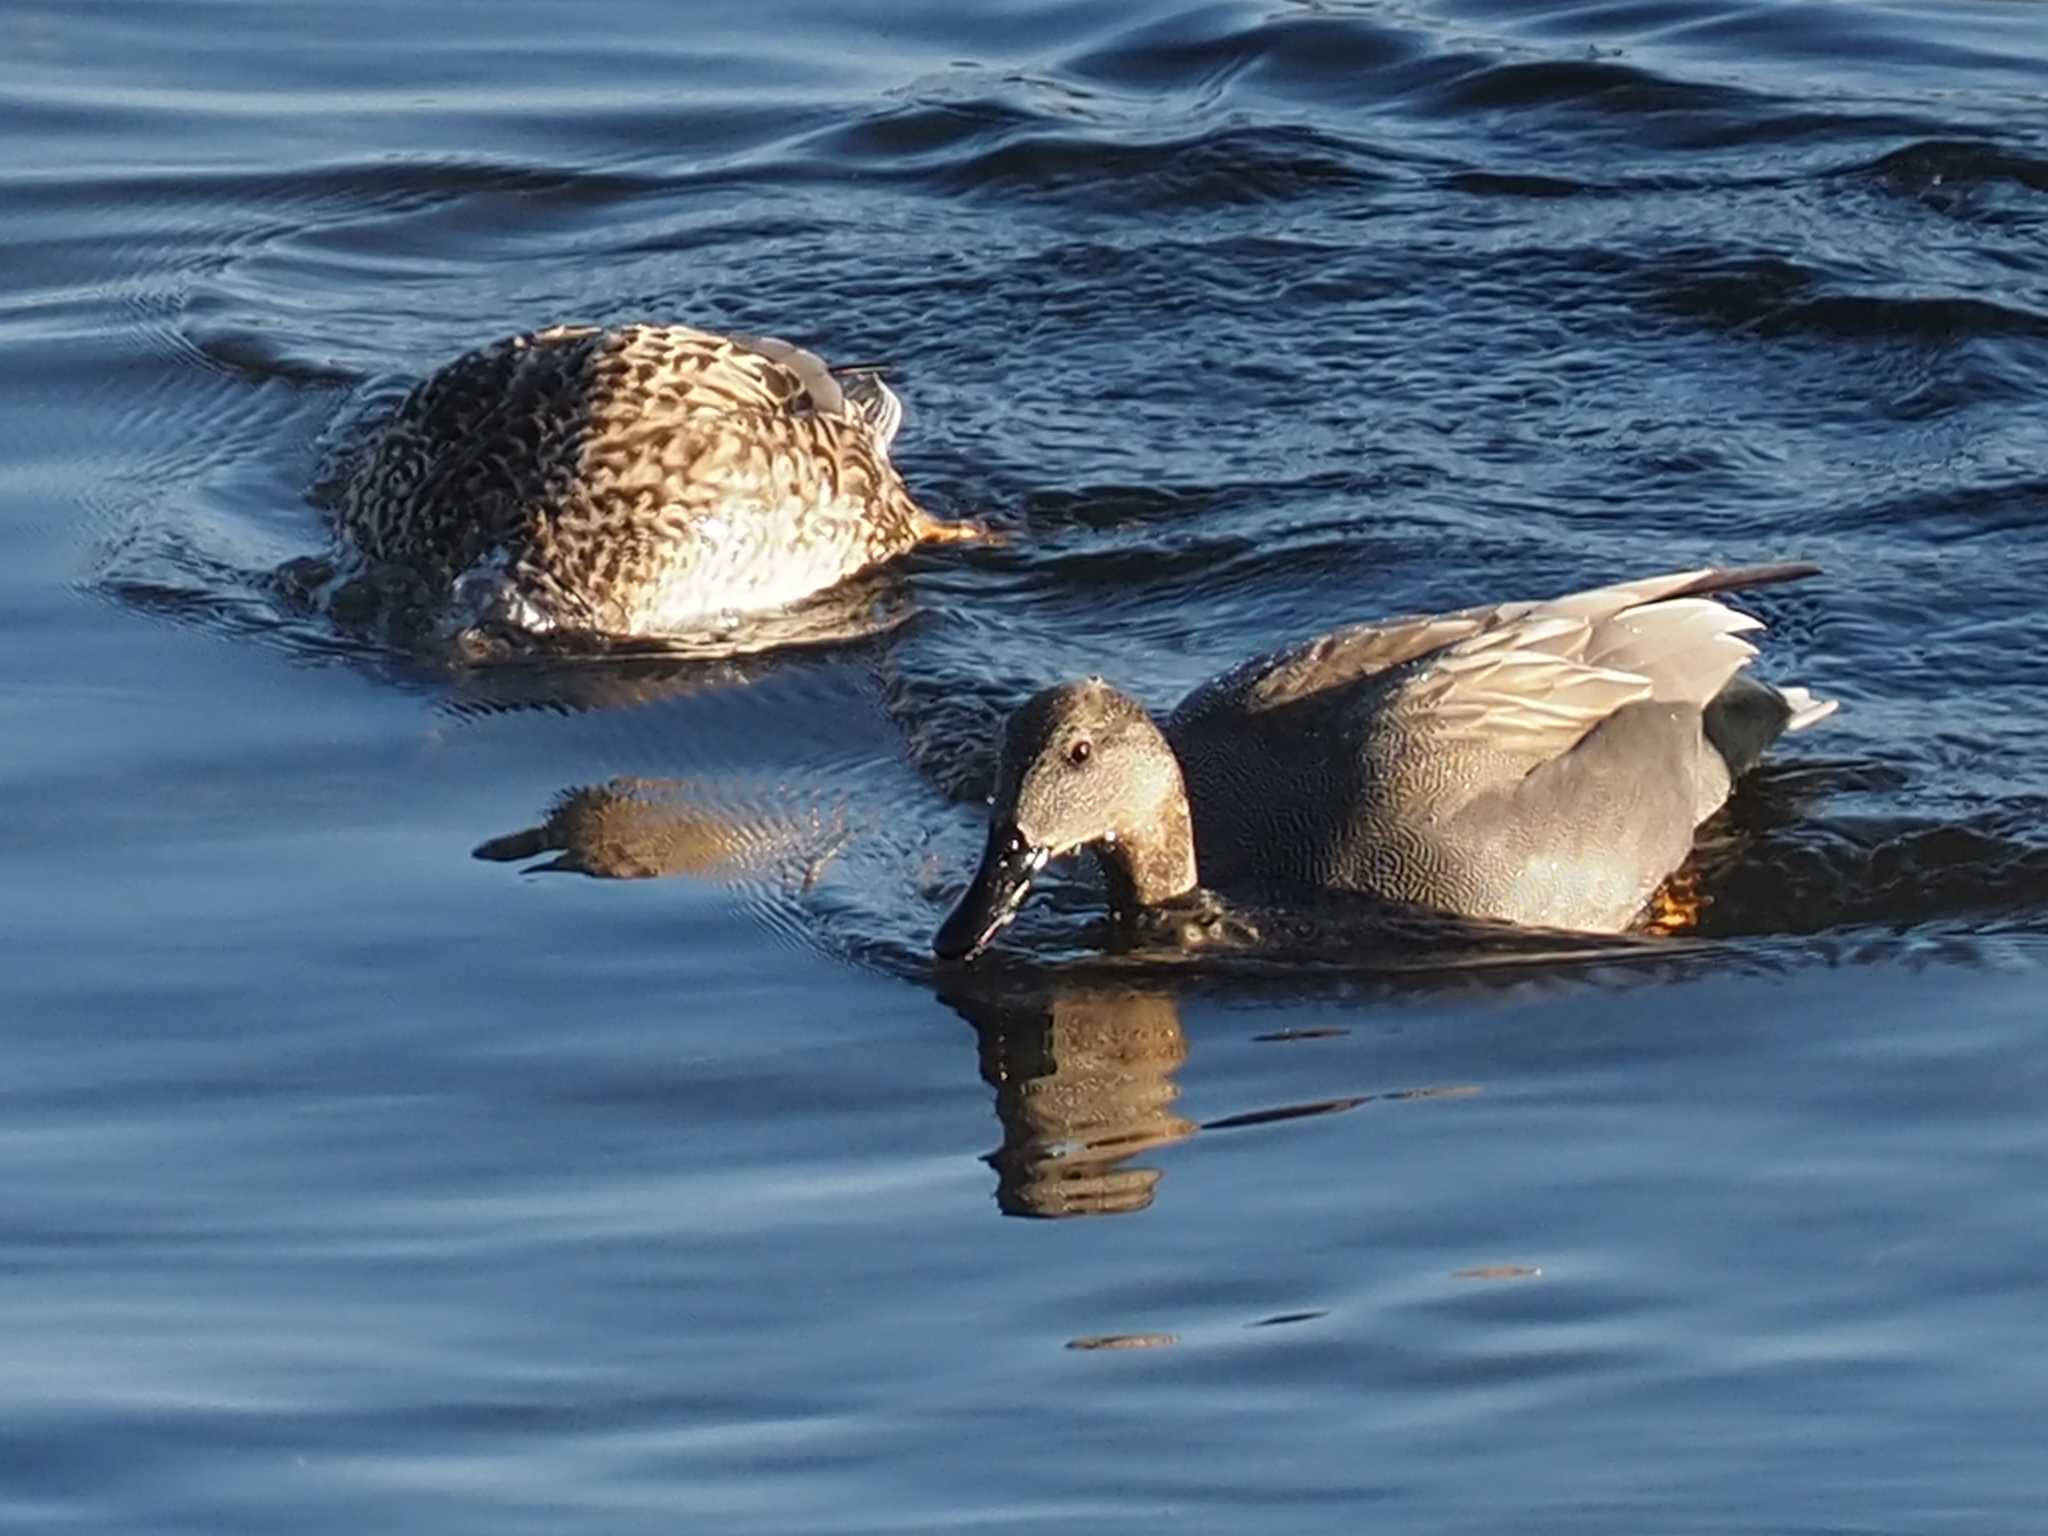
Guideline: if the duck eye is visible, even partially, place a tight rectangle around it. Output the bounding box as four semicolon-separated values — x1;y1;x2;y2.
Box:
1068;739;1093;766
1002;827;1026;857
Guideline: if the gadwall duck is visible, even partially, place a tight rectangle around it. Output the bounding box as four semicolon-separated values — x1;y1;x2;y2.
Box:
934;564;1836;959
337;323;977;639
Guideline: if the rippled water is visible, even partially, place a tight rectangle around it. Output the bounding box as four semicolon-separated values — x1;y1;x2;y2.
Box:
7;1;2048;1529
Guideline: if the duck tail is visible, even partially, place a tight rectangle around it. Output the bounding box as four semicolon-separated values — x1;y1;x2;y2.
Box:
1664;561;1824;601
1776;685;1840;732
1703;674;1837;778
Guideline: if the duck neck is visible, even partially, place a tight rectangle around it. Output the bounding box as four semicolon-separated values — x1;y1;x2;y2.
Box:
1093;774;1199;915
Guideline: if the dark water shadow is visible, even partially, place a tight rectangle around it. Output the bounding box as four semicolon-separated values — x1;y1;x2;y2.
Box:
1670;761;2048;942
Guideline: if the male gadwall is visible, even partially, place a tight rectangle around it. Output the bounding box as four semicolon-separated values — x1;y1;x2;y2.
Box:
337;323;978;640
934;564;1836;959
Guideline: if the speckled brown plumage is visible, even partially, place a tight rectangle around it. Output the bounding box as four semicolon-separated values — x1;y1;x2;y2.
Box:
336;323;972;639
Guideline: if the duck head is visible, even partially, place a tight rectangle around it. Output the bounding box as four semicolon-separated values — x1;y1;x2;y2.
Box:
934;679;1197;961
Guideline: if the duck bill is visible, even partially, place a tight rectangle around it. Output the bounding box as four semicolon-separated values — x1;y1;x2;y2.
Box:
933;832;1051;961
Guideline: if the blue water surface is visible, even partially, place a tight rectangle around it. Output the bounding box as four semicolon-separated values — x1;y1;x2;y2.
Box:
4;1;2048;1530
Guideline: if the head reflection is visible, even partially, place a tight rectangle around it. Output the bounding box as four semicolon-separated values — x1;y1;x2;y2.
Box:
943;981;1194;1219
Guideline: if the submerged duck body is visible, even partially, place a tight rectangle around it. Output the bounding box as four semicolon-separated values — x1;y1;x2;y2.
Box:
336;323;975;640
935;564;1838;959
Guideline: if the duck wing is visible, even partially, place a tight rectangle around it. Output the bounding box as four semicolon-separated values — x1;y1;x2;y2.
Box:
1168;565;1828;929
719;329;855;417
1220;563;1811;720
1357;563;1826;928
1377;563;1820;761
649;327;904;449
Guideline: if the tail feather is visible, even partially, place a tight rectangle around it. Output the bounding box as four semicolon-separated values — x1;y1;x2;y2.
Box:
1654;562;1824;604
1777;685;1840;732
1703;673;1837;781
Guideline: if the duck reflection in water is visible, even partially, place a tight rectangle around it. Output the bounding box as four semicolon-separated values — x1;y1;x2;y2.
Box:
939;971;1487;1219
476;779;1539;1222
474;775;847;886
941;980;1196;1219
477;777;1198;1217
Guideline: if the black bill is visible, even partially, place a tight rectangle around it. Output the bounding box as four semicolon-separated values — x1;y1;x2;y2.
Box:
932;827;1051;961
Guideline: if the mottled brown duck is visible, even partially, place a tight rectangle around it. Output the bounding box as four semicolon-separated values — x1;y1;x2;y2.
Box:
337;323;976;640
